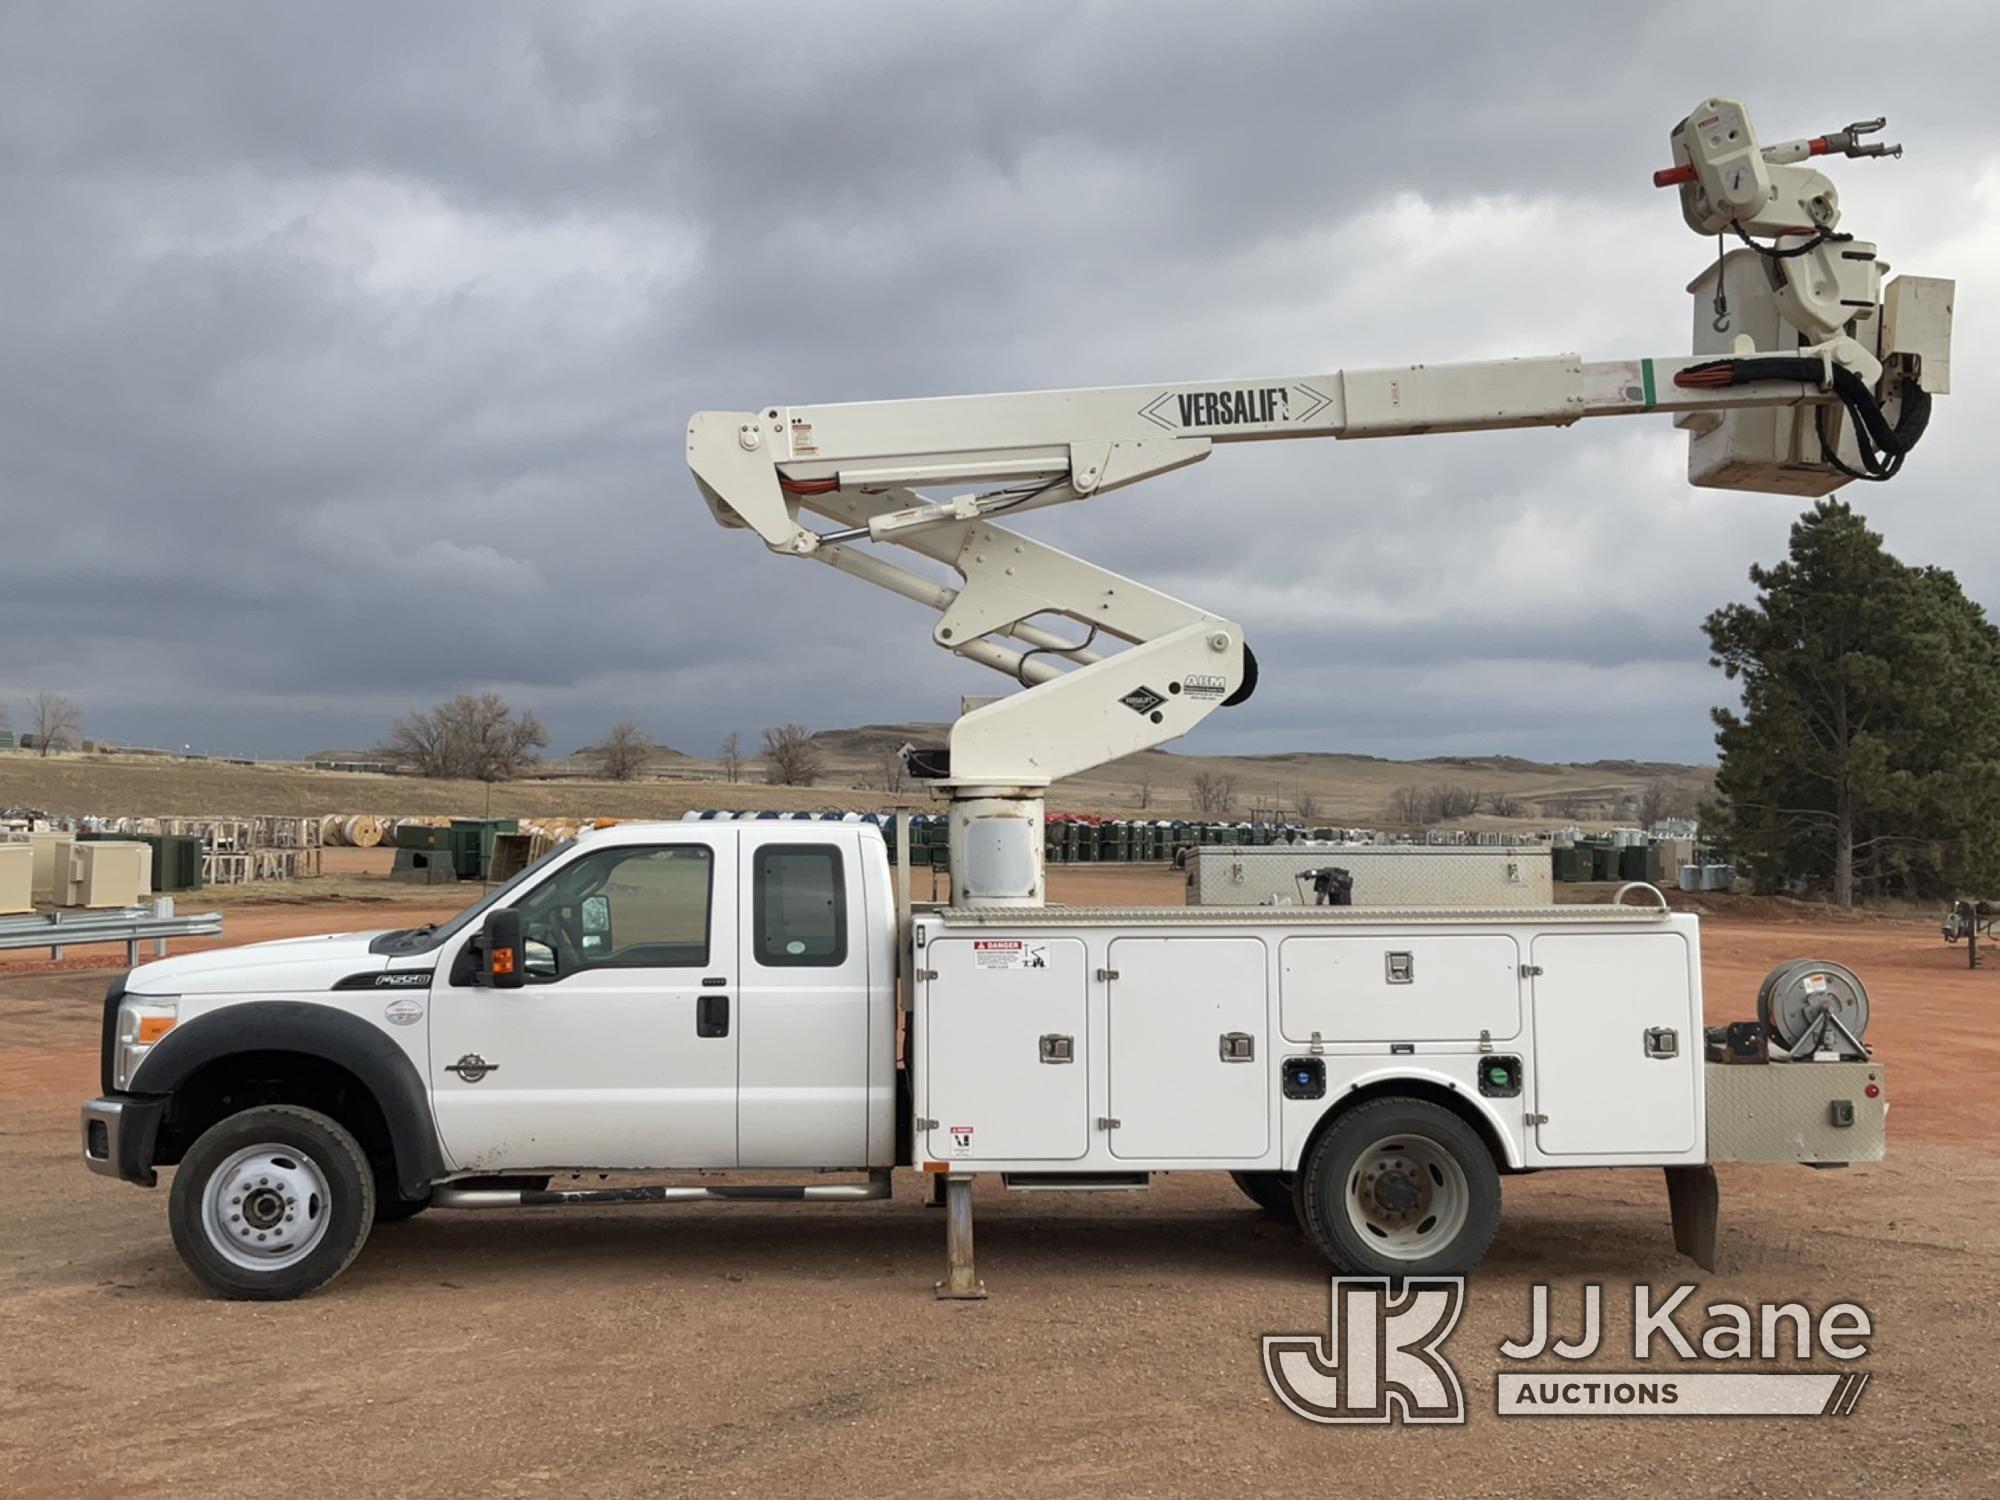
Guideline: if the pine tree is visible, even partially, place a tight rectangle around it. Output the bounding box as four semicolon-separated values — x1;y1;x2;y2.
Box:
1706;500;2000;905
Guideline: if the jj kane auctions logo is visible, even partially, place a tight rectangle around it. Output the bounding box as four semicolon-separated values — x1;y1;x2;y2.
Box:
1264;1280;1873;1423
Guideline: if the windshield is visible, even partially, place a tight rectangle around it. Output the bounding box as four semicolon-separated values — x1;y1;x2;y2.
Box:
368;839;576;956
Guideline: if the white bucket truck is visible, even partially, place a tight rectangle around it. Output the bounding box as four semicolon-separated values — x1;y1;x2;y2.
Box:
85;99;1933;1298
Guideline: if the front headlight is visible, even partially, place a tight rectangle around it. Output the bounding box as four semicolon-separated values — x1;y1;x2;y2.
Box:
114;996;179;1091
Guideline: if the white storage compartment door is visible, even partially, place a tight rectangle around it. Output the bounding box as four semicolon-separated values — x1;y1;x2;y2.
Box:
1107;937;1268;1160
924;936;1089;1162
1279;935;1522;1044
1530;932;1698;1156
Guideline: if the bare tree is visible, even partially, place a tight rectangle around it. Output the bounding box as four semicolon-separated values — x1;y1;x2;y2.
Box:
762;723;824;786
719;732;744;784
1384;783;1481;825
1292;787;1322;822
1386;785;1424;824
28;692;81;757
1486;791;1525;818
596;720;653;782
388;692;549;781
1639;779;1700;826
1431;784;1480;821
876;746;908;794
1135;772;1155;811
1190;771;1238;814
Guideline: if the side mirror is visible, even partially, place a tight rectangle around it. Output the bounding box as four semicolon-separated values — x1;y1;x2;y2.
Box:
580;894;612;954
482;908;525;989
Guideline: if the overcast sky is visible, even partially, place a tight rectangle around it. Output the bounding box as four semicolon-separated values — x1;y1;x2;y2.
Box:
2;3;1991;764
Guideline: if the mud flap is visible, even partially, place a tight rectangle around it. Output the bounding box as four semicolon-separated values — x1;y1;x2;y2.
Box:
1664;1163;1718;1272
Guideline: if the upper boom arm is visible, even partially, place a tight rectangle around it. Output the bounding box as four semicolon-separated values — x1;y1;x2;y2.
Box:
691;351;1836;555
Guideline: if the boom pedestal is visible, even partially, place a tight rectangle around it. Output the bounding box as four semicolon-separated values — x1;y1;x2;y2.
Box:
946;787;1045;907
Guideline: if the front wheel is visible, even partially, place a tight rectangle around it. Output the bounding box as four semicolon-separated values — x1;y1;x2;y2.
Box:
168;1105;375;1300
1297;1099;1500;1278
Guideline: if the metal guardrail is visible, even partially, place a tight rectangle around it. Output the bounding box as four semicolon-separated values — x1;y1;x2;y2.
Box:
0;898;223;963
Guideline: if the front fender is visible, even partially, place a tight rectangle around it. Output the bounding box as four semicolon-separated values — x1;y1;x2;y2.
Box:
129;1001;445;1196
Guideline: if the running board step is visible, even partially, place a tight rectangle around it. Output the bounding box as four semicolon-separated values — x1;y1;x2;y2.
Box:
434;1171;891;1209
1001;1171;1150;1192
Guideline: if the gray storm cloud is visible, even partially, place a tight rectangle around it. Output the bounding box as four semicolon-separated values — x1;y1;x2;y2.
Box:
1;2;1992;761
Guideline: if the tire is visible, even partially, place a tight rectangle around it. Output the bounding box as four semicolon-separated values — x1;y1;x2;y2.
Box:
1228;1170;1298;1224
168;1105;376;1300
1297;1098;1500;1279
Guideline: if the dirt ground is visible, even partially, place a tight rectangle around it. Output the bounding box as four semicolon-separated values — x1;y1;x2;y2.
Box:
3;871;1996;1497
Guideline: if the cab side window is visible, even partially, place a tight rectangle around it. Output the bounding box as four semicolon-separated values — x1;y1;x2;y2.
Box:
753;845;846;968
512;844;713;976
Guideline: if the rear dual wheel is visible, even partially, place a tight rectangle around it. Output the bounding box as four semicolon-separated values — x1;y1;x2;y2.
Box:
1296;1098;1500;1278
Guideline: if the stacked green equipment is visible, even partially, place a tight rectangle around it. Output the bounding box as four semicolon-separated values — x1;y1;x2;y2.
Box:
450;818;520;880
79;831;203;892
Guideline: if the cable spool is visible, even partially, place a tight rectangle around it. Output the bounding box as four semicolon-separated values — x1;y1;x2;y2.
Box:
341;815;384;849
1755;958;1870;1053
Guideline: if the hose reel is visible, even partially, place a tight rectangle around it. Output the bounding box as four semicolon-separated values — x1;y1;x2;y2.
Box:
1754;958;1871;1058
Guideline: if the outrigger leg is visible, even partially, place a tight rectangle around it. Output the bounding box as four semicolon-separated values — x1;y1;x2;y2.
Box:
1664;1164;1719;1272
935;1173;987;1300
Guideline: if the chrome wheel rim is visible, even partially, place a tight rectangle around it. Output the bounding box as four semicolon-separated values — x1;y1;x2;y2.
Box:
201;1143;333;1271
1344;1133;1469;1261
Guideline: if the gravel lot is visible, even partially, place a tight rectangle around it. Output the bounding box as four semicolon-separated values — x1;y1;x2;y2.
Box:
3;892;1996;1497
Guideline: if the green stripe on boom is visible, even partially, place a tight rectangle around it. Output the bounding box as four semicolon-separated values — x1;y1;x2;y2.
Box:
1641;358;1657;407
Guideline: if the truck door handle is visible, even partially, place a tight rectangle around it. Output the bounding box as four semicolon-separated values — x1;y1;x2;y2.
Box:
1643;1026;1679;1059
697;994;730;1038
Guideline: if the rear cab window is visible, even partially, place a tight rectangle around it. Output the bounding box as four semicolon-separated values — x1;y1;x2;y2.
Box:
753;845;846;967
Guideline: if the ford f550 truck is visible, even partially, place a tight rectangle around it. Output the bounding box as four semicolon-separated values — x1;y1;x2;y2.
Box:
83;819;1883;1300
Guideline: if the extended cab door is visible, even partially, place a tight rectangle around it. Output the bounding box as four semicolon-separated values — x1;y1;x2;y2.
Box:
428;830;740;1171
734;830;872;1167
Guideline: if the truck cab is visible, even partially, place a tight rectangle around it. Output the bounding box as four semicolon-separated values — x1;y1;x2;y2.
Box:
84;821;900;1298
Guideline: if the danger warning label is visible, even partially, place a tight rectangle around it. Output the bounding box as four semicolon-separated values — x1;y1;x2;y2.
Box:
973;939;1048;970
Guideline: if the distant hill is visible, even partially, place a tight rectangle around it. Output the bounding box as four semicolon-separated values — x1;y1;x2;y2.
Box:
793;723;1710;827
3;723;1712;830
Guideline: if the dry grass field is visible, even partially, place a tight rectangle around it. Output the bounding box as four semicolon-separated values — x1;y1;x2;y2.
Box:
0;727;1712;828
